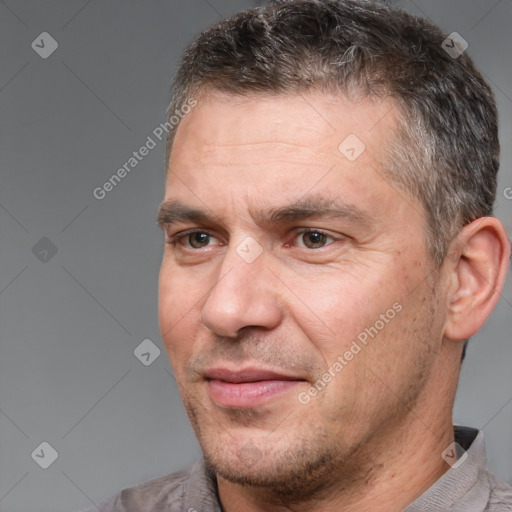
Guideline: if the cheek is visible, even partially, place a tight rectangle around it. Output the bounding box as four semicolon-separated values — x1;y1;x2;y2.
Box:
158;266;202;360
289;271;395;359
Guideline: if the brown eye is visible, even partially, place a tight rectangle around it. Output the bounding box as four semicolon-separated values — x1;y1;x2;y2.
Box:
300;231;329;249
187;232;211;248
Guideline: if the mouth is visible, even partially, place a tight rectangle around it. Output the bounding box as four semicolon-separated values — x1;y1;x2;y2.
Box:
203;367;307;408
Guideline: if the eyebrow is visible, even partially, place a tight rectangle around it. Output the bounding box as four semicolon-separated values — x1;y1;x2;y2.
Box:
156;197;375;230
157;200;223;229
256;197;375;228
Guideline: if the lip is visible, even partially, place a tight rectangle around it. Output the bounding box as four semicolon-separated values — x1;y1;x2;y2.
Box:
204;367;306;408
204;367;302;383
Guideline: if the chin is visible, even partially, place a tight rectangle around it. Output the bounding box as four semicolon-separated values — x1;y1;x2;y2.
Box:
200;431;345;502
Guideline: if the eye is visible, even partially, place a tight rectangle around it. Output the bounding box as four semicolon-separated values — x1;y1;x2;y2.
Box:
187;232;211;249
294;229;336;249
166;230;220;249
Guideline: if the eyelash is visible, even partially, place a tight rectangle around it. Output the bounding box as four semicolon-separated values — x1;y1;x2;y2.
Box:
165;228;338;249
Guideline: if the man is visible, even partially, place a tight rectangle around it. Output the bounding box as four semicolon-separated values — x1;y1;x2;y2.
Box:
84;0;512;510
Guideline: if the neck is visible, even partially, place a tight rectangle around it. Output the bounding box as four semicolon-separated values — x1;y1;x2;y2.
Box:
217;408;455;512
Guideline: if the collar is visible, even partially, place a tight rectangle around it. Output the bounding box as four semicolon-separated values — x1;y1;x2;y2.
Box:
404;426;490;512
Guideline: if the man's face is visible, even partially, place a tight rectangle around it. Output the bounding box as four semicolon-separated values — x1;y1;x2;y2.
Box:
158;91;446;495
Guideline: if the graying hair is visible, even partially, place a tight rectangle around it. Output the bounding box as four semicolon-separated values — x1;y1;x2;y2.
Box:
165;0;499;265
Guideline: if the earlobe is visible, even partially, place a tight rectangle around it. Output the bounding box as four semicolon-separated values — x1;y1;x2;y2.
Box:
443;217;510;341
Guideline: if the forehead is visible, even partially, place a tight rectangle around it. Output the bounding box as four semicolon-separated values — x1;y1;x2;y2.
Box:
170;90;400;169
164;91;419;230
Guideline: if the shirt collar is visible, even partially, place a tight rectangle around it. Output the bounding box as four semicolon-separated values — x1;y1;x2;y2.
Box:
404;426;490;512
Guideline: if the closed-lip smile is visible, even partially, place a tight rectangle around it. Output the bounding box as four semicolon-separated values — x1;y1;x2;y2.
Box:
203;366;307;408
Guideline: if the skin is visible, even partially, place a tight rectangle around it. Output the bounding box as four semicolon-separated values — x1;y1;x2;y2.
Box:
157;90;510;512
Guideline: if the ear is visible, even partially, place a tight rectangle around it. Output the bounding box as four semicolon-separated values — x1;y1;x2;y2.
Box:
443;217;510;341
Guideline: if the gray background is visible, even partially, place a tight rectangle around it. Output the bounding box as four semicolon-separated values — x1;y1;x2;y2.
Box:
0;1;511;511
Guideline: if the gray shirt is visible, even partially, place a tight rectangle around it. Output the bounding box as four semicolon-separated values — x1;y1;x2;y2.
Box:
81;427;512;512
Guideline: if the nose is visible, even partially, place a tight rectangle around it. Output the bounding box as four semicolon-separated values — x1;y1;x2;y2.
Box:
200;242;283;338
